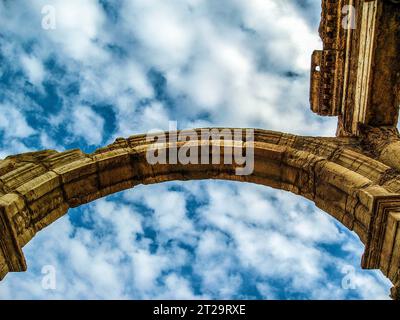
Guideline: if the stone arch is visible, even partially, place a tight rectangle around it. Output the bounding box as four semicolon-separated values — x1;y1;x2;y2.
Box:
1;128;400;298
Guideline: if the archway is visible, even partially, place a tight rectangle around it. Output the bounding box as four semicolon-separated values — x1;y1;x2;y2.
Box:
1;128;399;298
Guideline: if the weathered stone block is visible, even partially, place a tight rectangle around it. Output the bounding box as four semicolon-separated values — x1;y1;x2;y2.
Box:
16;171;60;202
92;149;132;171
341;213;355;231
353;221;368;244
28;188;65;222
0;194;30;236
253;159;282;182
53;158;97;184
316;161;371;195
384;211;400;279
0;163;47;191
253;142;285;161
0;248;8;280
98;180;136;199
315;180;347;205
44;149;87;169
32;203;69;237
357;185;394;211
354;202;371;230
98;165;135;188
0;159;17;177
93;147;135;189
63;174;99;205
334;149;390;183
383;178;400;194
0;194;27;273
314;195;345;222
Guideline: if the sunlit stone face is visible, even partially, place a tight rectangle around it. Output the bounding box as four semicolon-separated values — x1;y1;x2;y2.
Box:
0;0;399;300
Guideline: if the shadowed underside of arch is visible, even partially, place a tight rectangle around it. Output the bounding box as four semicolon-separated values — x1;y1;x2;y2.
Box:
1;129;400;298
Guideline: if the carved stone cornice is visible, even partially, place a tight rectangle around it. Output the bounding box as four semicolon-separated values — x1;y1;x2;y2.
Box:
310;0;347;116
311;0;400;136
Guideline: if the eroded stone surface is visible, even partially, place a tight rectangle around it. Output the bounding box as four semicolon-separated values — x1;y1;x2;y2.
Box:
0;0;400;300
0;129;400;299
311;0;400;136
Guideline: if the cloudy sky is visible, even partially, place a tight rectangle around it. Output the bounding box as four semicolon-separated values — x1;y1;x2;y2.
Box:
0;0;393;299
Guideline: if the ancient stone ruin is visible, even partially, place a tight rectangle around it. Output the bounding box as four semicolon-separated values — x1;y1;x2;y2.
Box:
0;0;399;299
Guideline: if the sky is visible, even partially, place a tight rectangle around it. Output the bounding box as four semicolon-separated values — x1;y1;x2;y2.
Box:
0;0;393;299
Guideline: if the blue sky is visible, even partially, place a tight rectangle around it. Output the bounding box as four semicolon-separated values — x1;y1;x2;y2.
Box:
0;0;393;299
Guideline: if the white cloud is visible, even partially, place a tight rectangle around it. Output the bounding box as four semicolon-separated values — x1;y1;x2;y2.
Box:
0;104;36;139
0;181;393;299
20;55;45;85
70;105;104;145
39;0;107;62
0;0;393;300
121;0;195;69
131;249;168;292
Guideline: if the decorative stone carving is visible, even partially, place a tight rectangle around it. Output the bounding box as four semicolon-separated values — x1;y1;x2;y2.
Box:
310;0;347;116
0;0;399;300
311;0;400;136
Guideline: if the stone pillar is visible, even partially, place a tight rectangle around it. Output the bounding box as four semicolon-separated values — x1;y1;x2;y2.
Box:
360;195;400;299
